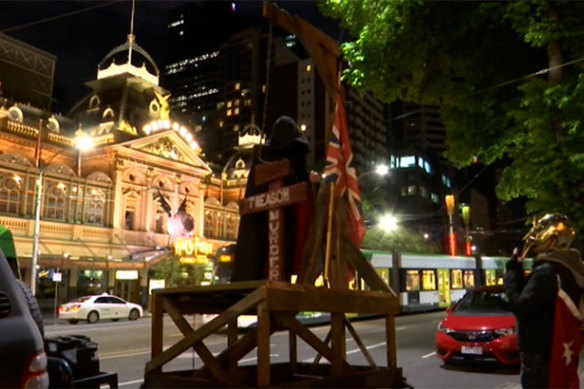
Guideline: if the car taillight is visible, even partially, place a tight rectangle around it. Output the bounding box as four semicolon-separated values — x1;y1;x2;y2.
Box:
22;350;49;389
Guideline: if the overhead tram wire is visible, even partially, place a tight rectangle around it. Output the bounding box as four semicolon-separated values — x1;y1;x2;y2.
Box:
1;1;119;34
471;55;584;97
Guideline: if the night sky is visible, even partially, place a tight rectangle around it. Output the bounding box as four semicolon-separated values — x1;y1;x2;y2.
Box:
0;0;334;113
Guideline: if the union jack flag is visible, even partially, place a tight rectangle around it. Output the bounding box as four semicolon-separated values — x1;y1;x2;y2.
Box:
324;93;366;247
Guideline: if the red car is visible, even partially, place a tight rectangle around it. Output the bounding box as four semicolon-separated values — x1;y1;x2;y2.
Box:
435;285;520;366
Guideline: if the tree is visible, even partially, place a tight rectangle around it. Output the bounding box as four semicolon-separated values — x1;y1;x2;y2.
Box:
320;1;584;233
362;226;440;254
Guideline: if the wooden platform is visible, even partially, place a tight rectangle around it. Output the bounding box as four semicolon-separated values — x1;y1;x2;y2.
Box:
143;281;408;388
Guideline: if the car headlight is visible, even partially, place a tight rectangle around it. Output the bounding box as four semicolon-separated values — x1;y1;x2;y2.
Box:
494;327;515;336
437;321;454;334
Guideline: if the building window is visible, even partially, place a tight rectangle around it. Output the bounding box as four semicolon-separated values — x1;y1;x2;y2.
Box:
217;213;225;238
45;183;66;220
85;189;105;225
204;211;215;238
0;175;20;214
155;211;166;234
226;215;238;239
125;211;135;230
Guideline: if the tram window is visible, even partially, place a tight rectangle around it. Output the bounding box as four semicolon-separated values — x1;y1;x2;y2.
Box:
485;269;497;286
463;270;475;288
376;268;390;286
421;270;436;290
451;269;464;289
405;270;420;291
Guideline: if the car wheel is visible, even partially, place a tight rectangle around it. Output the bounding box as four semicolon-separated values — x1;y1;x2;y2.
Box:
68;319;79;324
87;311;99;324
15;279;44;337
128;308;140;321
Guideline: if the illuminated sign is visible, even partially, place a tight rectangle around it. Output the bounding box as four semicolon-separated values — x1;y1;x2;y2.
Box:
174;236;213;263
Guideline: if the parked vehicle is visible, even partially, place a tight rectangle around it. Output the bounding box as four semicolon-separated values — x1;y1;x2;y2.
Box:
0;241;49;387
59;293;143;324
435;285;519;366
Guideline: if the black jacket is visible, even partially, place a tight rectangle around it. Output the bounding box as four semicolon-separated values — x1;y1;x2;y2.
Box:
504;248;584;355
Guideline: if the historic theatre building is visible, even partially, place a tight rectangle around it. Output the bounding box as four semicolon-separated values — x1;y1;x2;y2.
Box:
0;34;251;309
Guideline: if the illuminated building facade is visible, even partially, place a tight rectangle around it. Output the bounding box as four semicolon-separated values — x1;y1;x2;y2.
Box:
0;33;243;309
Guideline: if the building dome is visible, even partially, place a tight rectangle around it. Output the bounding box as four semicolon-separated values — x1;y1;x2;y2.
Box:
97;34;159;85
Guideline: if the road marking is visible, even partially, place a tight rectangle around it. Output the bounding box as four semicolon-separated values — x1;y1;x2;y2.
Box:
119;378;143;387
422;351;436;359
301;341;386;361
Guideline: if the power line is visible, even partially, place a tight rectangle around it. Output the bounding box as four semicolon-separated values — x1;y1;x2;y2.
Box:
0;1;119;34
474;55;584;96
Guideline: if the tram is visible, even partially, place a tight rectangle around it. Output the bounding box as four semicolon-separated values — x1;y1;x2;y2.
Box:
363;251;510;313
210;244;513;314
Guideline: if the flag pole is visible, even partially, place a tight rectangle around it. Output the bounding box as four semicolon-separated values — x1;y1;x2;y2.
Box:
323;182;335;287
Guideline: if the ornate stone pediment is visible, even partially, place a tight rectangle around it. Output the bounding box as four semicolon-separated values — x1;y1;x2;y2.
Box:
139;138;188;162
120;130;211;172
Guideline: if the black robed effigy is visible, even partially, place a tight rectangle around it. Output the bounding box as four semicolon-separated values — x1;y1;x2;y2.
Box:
232;116;314;281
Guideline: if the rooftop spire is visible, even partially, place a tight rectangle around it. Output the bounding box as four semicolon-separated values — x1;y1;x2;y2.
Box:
127;0;136;65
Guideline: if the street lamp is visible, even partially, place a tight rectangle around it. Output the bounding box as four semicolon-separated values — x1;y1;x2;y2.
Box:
460;203;471;256
358;163;389;180
379;213;398;233
30;131;94;295
445;194;457;256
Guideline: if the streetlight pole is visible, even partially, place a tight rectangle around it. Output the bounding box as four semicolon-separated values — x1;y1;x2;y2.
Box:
30;170;43;296
30;131;94;296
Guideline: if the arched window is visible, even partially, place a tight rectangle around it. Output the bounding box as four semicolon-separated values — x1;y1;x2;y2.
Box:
225;214;238;239
154;207;167;234
204;211;215;238
85;188;105;225
217;212;225;238
124;190;140;230
45;183;66;220
0;174;21;214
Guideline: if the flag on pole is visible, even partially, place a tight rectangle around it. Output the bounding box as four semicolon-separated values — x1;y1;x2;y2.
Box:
324;93;365;247
548;284;582;389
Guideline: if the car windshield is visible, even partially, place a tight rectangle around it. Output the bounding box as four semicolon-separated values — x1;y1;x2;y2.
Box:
453;290;512;315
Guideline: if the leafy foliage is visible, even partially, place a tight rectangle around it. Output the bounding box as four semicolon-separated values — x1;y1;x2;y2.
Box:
149;260;194;288
362;226;440;253
321;1;584;233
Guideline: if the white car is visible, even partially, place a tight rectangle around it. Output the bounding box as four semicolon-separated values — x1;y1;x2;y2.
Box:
58;293;143;324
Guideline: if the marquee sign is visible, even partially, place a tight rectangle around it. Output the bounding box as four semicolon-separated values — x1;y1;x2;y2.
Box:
174;236;213;263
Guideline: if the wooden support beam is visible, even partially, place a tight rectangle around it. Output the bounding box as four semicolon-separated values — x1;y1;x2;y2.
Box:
385;314;397;369
150;293;163;374
345;318;377;369
276;313;348;367
257;302;271;386
146;287;264;374
330;313;346;378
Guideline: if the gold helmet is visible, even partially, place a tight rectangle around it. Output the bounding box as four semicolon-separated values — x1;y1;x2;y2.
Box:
523;213;575;254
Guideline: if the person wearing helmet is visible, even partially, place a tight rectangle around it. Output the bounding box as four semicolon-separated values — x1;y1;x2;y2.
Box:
505;213;584;388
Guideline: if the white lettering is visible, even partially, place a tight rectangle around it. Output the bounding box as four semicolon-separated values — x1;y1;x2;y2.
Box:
268;209;281;280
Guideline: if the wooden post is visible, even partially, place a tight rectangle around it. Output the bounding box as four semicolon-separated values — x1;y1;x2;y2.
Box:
256;302;271;386
150;293;163;375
